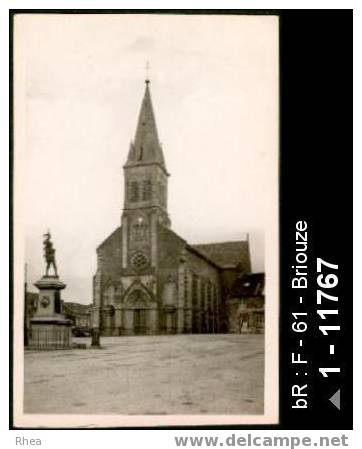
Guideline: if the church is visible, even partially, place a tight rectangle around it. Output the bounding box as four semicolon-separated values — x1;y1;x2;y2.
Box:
91;79;252;336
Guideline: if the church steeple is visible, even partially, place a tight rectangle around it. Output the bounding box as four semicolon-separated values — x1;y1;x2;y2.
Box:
125;80;168;174
122;80;171;231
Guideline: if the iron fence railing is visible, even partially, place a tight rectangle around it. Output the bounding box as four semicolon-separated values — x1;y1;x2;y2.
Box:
27;326;71;350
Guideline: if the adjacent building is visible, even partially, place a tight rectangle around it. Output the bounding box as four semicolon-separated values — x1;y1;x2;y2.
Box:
62;302;92;332
226;273;265;333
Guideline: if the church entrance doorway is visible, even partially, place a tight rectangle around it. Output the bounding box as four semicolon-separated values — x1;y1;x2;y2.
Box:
134;309;148;335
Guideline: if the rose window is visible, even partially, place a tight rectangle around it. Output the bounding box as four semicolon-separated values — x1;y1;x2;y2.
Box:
131;252;148;270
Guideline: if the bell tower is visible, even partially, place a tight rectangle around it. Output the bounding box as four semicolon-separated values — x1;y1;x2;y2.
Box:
121;79;170;271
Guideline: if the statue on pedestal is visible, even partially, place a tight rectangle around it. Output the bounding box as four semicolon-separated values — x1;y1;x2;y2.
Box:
28;230;72;350
43;231;58;277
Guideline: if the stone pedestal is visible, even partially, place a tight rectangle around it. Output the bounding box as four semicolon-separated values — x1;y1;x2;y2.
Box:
28;276;72;350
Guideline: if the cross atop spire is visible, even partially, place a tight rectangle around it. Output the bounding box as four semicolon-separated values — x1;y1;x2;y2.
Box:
145;61;150;84
125;80;168;174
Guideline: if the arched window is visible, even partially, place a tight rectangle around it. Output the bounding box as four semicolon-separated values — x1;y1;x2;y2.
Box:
146;179;152;200
141;179;152;201
191;275;198;307
138;145;144;161
184;275;189;306
200;280;206;310
131;217;148;241
129;181;139;202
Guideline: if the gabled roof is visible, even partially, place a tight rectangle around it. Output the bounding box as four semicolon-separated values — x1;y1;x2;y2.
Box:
191;241;251;271
229;273;265;298
158;224;187;246
157;224;223;268
97;226;122;251
125;81;167;173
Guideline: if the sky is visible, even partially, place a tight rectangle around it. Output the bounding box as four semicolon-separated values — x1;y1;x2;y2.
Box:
15;14;279;303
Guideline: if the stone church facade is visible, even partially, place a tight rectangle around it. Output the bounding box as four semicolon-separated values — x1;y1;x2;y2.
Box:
91;80;251;336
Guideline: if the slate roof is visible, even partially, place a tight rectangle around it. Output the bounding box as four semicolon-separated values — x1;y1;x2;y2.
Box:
229;273;265;298
191;241;251;271
62;301;92;315
125;80;167;172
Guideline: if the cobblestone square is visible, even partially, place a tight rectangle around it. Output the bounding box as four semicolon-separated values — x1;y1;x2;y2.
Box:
24;335;264;415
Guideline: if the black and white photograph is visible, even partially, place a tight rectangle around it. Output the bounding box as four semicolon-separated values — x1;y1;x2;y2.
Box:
12;12;279;427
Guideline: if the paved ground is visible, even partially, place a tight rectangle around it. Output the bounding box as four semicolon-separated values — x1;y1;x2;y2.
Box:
24;334;264;415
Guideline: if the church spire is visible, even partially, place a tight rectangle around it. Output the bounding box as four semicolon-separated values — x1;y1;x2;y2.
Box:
125;80;167;173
